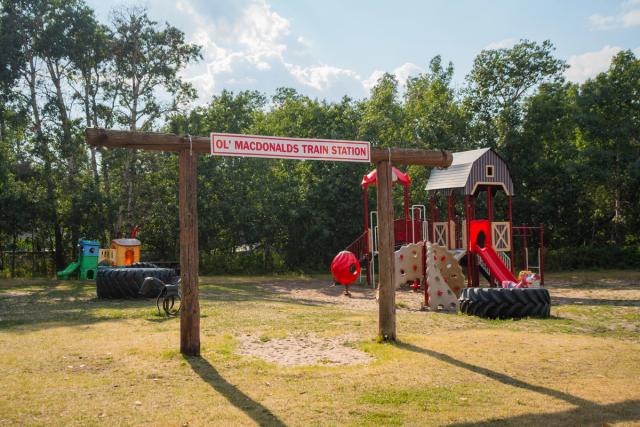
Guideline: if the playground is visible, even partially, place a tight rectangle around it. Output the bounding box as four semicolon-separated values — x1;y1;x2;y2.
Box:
0;271;638;425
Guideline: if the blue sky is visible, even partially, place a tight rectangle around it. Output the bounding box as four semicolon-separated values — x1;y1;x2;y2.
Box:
87;0;640;104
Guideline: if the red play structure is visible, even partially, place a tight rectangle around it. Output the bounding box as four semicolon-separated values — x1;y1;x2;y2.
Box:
341;148;544;289
345;166;428;286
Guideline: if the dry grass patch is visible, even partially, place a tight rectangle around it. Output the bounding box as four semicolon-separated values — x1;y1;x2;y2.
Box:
0;272;638;426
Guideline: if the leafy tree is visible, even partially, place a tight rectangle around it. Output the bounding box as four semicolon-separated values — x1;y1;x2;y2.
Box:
465;40;567;149
577;51;640;244
359;73;405;148
108;7;201;234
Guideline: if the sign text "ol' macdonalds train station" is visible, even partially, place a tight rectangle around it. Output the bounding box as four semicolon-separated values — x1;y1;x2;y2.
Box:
211;133;370;162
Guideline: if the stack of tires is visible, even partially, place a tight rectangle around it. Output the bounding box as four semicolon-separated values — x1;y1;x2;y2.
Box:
458;287;551;319
96;262;178;299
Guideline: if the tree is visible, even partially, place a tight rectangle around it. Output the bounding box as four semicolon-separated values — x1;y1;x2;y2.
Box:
465;40;567;149
359;73;405;148
577;50;640;244
403;56;470;203
109;7;201;234
404;56;468;151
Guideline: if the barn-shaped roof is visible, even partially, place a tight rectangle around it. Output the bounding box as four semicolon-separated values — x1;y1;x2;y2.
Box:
425;148;513;196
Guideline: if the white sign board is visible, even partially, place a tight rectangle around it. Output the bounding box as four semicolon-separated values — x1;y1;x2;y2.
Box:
210;133;371;162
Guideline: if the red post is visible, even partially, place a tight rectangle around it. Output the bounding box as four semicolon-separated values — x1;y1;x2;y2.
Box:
540;224;545;285
465;195;471;288
363;188;369;233
403;185;410;220
508;195;514;274
404;185;410;243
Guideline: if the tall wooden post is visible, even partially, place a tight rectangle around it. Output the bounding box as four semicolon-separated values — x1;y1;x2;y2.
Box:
179;149;200;356
376;160;396;341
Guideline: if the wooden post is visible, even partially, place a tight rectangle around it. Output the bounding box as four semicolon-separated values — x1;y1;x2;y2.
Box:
376;160;396;341
179;149;200;356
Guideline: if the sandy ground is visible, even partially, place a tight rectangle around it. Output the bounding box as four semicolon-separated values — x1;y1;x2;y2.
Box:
237;274;639;365
236;333;373;366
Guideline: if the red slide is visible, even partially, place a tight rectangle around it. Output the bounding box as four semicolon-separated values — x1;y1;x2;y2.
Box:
475;246;518;284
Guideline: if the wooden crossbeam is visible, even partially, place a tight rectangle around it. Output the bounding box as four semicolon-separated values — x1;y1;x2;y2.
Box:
85;128;453;167
85;127;453;351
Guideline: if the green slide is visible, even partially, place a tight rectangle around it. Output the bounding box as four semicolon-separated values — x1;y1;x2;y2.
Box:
57;261;80;279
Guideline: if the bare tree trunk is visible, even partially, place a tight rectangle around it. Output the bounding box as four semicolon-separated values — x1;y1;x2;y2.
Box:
26;59;65;270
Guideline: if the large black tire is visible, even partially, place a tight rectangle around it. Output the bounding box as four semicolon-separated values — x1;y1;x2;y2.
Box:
96;267;176;299
459;288;550;319
126;262;159;268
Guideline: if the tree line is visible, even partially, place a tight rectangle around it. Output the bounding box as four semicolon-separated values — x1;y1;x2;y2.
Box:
1;0;638;276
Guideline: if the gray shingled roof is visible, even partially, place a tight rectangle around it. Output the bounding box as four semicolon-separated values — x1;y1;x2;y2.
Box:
425;148;490;192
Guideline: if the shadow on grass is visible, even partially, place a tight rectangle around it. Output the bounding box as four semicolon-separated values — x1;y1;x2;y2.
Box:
0;280;157;332
0;278;331;332
187;356;286;427
449;399;640;426
395;342;640;426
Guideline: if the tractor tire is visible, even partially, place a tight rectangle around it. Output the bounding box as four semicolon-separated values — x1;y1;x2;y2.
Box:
458;287;550;320
96;267;176;299
126;262;159;268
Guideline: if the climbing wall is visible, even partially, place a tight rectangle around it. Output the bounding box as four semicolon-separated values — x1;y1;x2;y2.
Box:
426;242;465;311
394;242;424;289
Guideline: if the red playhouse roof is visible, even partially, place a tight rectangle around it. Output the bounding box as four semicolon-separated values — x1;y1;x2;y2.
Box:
361;166;411;189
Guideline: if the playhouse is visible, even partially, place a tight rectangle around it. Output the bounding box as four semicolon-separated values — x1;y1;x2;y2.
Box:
425;148;544;287
109;238;141;266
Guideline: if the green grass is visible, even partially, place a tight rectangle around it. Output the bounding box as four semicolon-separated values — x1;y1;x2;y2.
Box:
0;271;638;426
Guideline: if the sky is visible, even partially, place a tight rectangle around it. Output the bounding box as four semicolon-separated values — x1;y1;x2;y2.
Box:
86;0;640;104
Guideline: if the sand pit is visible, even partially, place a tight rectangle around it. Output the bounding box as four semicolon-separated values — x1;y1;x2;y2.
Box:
236;333;373;366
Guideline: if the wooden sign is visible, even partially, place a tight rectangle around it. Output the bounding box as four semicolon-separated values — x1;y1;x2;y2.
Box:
210;133;371;162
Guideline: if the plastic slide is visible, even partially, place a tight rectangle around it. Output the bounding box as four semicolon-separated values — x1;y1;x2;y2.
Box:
57;261;80;279
475;246;518;284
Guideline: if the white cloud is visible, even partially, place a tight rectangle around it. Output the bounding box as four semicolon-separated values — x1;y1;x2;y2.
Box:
234;0;290;69
296;36;312;49
589;0;640;30
362;63;424;93
174;0;368;100
362;70;385;92
225;77;257;85
393;63;424;84
564;45;638;82
485;38;516;50
284;63;359;90
175;0;294;99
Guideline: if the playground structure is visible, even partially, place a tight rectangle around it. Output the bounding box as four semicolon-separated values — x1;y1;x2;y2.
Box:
339;147;546;314
425;147;544;288
57;239;100;280
347;166;429;286
56;237;142;279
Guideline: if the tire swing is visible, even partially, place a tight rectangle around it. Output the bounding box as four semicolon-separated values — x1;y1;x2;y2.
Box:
140;276;181;317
